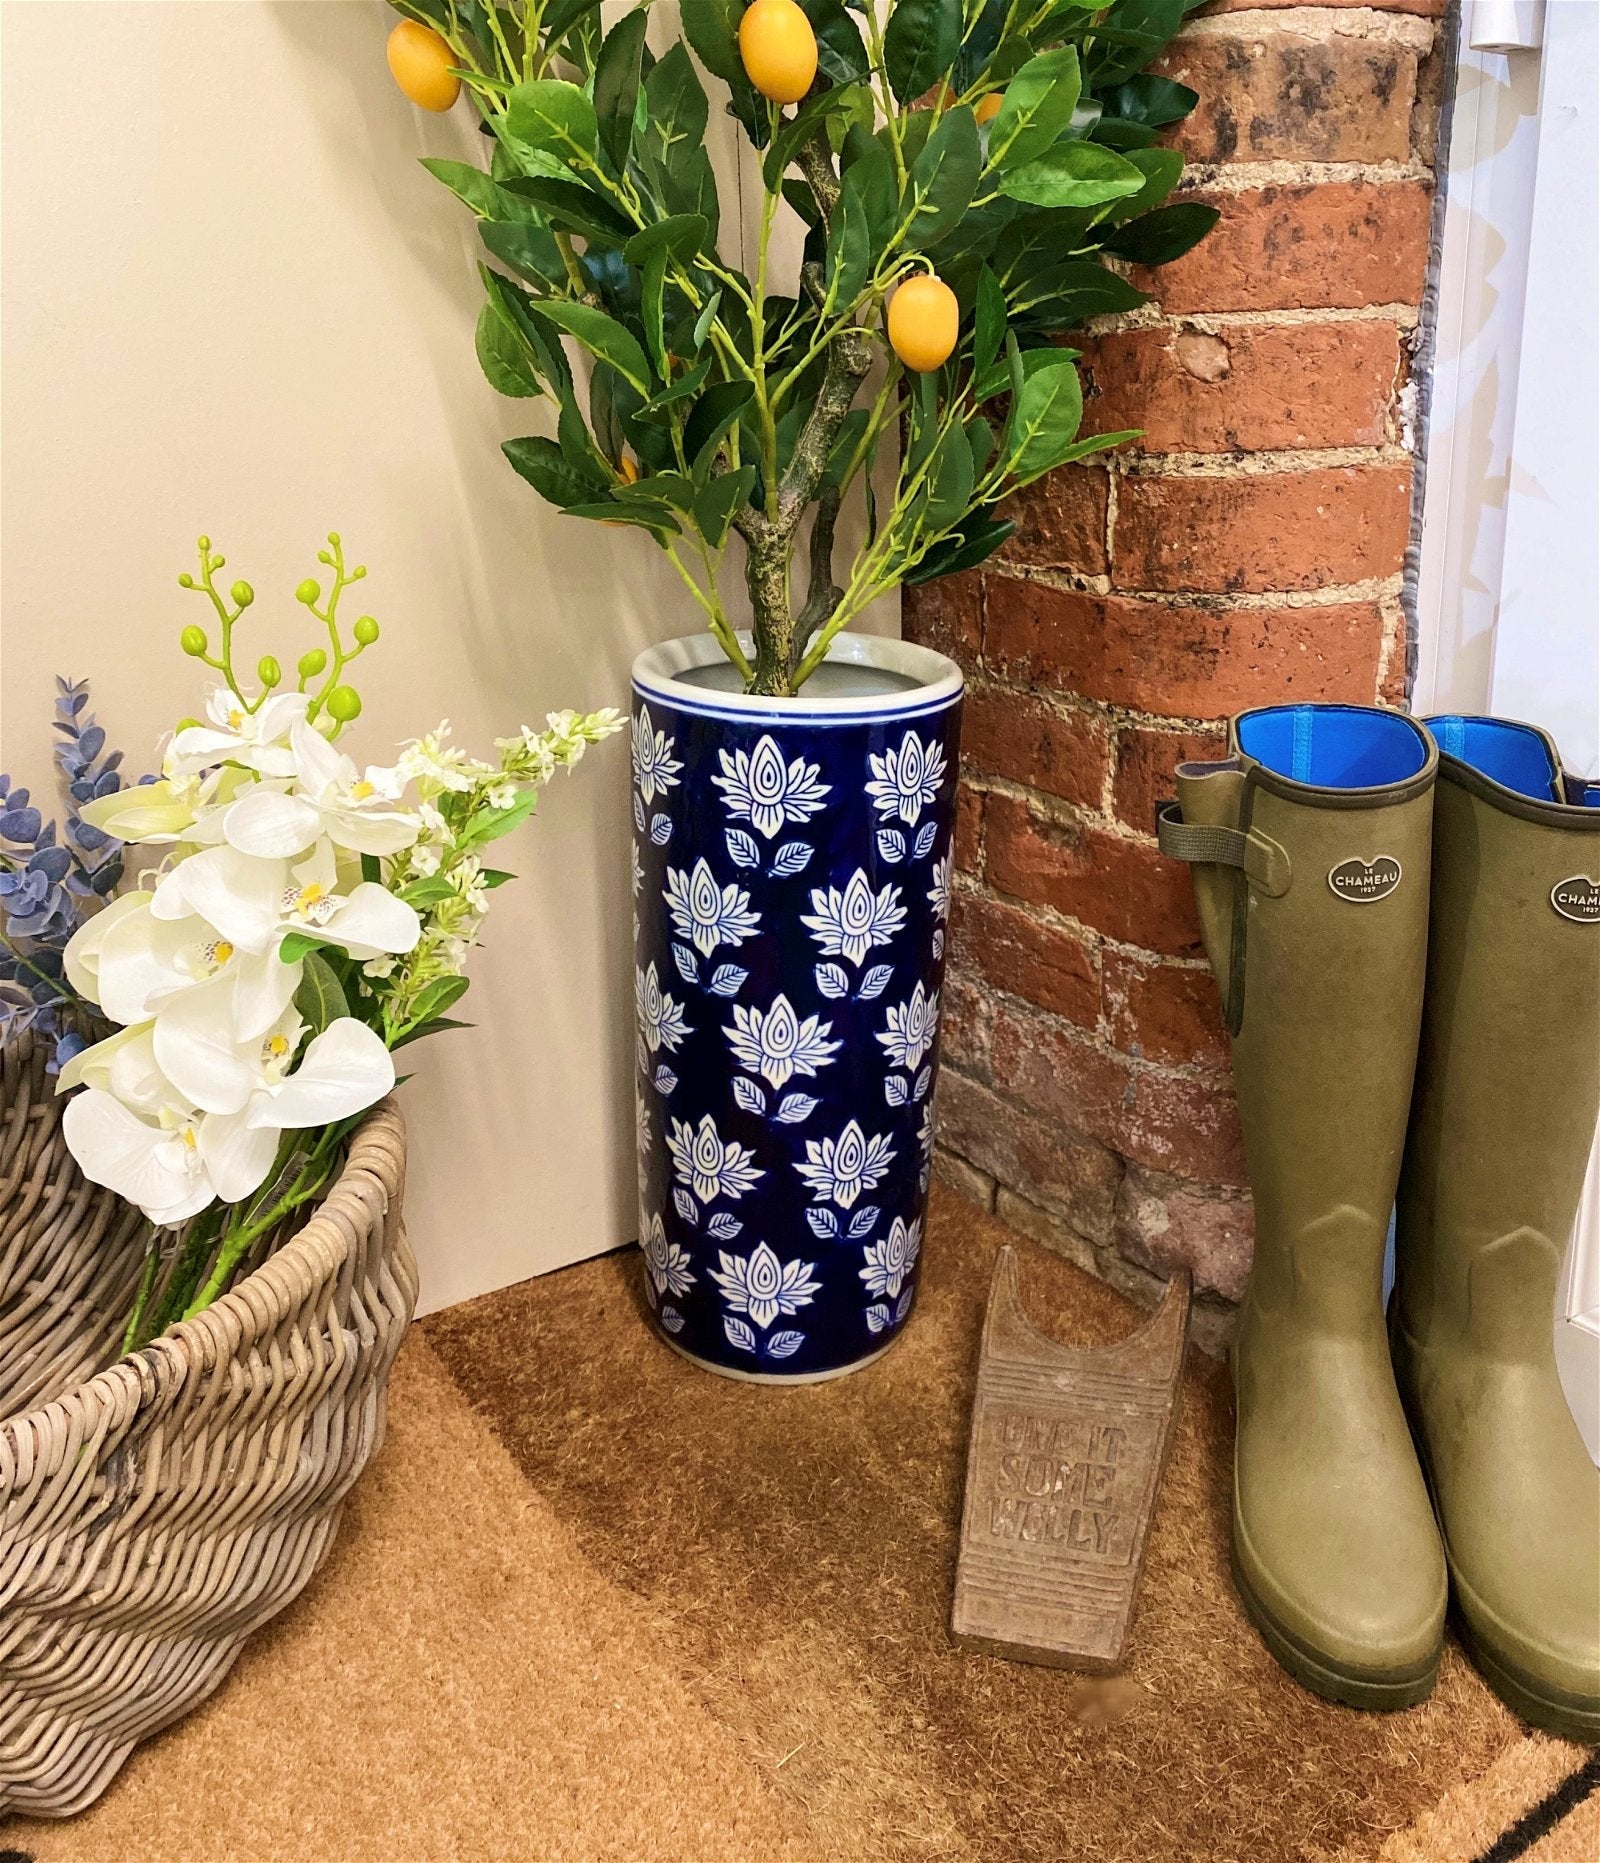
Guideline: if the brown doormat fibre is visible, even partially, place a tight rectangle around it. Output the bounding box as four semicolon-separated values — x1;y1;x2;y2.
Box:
7;1185;1594;1863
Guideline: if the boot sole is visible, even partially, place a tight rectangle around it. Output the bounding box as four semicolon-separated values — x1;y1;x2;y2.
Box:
1231;1546;1439;1711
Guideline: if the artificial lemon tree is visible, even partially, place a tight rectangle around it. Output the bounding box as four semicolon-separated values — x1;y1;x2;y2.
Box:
386;0;1215;694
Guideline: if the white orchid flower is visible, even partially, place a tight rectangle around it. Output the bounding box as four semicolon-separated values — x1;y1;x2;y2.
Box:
57;1019;168;1114
64;1088;231;1227
72;898;299;1042
222;718;419;861
62;890;152;1007
166;688;312;778
150;841;421;963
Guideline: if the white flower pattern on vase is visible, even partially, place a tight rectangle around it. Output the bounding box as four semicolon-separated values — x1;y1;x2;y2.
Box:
724;993;839;1089
927;850;953;923
642;1213;696;1298
860;1215;921;1299
709;1241;821;1330
632;708;683;805
801;869;906;966
666;1113;764;1204
795;1119;895;1209
713;735;830;839
877;982;940;1072
664;858;760;958
866;730;948;828
635;961;690;1055
918;1100;937;1163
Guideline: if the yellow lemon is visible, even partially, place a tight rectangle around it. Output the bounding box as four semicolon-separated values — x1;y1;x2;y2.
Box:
888;275;960;374
386;20;461;113
739;0;818;107
974;91;1004;127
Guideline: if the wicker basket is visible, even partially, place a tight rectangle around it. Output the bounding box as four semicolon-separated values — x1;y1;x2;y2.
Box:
0;1034;416;1818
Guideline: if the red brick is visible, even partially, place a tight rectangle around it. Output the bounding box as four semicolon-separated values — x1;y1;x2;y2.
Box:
901;567;981;668
952;891;1101;1028
1079;322;1401;455
1111;721;1227;832
1156;31;1419;165
987;998;1247;1185
1135;182;1433;315
962;686;1108;811
1113;465;1412;594
937;1070;1121;1245
985;792;1203;957
953;786;983;873
1202;0;1443;14
939;972;993;1078
996;466;1109;574
1116;1163;1255;1303
1102;949;1230;1070
984;578;1386;715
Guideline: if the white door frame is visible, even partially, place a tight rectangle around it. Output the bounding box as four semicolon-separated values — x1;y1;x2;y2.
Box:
1413;0;1600;1458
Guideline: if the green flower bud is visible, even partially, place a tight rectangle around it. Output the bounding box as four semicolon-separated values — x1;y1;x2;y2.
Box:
179;625;208;657
295;578;320;605
353;615;380;646
197;535;211;551
177;573;194;588
231;580;254;608
328;531;341;546
175;716;202;733
257;655;282;688
297;647;328;678
326;685;362;723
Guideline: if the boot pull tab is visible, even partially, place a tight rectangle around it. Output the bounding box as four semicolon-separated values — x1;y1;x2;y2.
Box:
1155;804;1292;898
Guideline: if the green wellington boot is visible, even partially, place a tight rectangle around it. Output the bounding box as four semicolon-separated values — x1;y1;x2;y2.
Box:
1392;716;1600;1742
1159;704;1447;1708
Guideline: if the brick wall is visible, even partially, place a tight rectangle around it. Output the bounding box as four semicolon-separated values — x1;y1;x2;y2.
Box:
905;0;1447;1349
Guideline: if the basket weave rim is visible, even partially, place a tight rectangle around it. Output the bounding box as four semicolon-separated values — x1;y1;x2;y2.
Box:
0;1088;407;1445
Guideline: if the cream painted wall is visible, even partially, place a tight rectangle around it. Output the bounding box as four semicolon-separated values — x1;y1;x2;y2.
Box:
1;0;891;1311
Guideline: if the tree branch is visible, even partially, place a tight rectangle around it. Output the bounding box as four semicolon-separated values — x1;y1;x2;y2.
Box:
793;484;843;660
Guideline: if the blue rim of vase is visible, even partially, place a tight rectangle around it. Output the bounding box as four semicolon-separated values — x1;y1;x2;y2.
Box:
631;632;965;726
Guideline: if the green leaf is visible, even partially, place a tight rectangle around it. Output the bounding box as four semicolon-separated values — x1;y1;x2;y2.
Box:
1100;201;1219;266
563;499;682;536
972;264;1007;376
986;46;1081;173
407;975;471;1028
882;0;961;104
479;219;566;288
1107;73;1199;127
529;299;654;395
462;790;542;848
1104;147;1184;223
498;176;632;244
294;950;350;1035
1006;355;1085;482
279;928;342;965
798;0;869;83
999;141;1147;210
390;1015;475;1051
1090;116;1160;151
694;465;758;548
1012;258;1147;320
503;435;610;507
679;0;743;82
593;8;649;171
477;302;544;397
904;106;980;250
421;159;520;219
505;79;599;165
399;876;458;906
921;423;975;530
642;43;710;152
825;177;873;311
763;85;861;193
480;869;516;889
623;215;709;266
692;289;724;353
903;508;1016;582
686;380;754;476
641;248;669;376
542;0;605;42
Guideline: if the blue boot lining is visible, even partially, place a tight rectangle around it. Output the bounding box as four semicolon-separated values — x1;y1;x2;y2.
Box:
1238;705;1429;789
1426;714;1566;803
